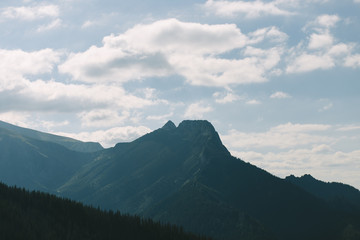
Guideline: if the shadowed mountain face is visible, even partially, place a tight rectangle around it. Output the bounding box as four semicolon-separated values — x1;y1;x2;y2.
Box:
58;120;360;240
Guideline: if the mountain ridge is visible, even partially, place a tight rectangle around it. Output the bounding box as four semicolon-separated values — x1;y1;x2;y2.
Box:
0;119;360;240
0;120;103;153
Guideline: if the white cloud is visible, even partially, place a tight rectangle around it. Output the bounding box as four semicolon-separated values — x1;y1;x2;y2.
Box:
184;102;213;119
1;4;59;21
284;14;360;73
222;122;333;150
214;91;241;103
81;20;97;29
37;18;62;32
54;126;152;148
344;54;360;68
248;26;288;44
337;125;360;131
78;110;129;128
246;99;261;105
0;78;156;113
0;112;30;128
270;91;291;99
146;112;174;121
59;18;285;87
286;53;335;73
203;0;294;18
308;32;334;50
314;14;340;28
0;48;62;78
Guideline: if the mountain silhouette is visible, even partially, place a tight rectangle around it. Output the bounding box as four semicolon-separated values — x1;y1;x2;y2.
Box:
58;120;360;240
1;119;360;239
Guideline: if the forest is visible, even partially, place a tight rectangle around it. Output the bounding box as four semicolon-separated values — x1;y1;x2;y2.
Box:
0;182;211;240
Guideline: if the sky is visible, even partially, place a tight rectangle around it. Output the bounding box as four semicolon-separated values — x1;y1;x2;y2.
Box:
0;0;360;189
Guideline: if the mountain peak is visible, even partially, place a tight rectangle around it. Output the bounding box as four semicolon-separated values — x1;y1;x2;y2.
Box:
161;120;176;131
177;120;216;136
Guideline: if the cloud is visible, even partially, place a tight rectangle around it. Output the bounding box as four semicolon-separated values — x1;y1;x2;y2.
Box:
308;32;334;50
184;102;213;119
146;112;174;121
37;18;62;32
0;79;156;113
59;18;286;87
81;20;97;29
311;14;340;29
286;53;335;73
222;122;333;150
248;26;288;44
1;4;59;21
0;48;62;78
54;125;152;148
337;125;360;131
285;14;359;73
246;99;261;105
344;54;360;68
0;47;165;115
78;110;130;128
0;112;31;128
203;0;295;18
270;91;291;99
213;91;241;104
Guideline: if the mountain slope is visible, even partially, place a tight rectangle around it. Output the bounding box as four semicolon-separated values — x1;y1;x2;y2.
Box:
0;120;103;152
0;182;210;240
59;120;360;240
0;127;93;192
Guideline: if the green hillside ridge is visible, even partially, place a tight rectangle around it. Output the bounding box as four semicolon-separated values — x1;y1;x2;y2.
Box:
0;127;93;192
0;181;211;240
0;120;103;153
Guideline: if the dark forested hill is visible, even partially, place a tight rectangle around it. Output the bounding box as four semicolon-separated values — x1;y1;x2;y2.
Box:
0;182;210;240
0;120;103;152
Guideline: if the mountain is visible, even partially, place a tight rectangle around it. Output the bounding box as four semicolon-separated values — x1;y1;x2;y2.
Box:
58;120;360;240
0;120;103;153
1;119;359;239
0;181;210;240
0;127;93;192
286;174;360;213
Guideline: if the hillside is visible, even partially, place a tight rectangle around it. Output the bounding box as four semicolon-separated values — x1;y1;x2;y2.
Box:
0;120;103;153
0;182;210;240
0;127;93;192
